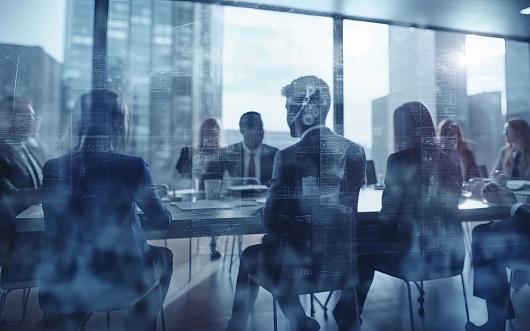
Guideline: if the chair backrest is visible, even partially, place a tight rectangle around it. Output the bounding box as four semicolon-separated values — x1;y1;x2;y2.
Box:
365;160;377;185
275;205;357;295
478;165;488;178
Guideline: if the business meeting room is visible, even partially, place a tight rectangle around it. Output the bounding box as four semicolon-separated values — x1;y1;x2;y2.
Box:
2;0;530;330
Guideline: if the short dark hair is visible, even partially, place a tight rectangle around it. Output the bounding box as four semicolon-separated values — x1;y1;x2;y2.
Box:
239;111;262;129
281;75;331;117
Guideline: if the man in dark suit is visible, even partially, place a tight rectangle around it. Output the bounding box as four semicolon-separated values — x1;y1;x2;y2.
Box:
226;76;366;331
0;96;43;266
204;112;278;186
467;183;530;331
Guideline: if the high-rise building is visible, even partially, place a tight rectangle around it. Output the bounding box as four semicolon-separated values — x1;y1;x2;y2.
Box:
371;95;389;179
505;40;530;124
63;0;224;182
388;27;468;141
468;91;504;172
0;43;62;148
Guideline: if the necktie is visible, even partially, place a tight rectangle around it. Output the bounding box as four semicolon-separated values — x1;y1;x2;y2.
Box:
21;144;42;188
248;151;256;179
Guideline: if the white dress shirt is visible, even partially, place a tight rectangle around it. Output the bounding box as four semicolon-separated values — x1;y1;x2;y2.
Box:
242;142;261;182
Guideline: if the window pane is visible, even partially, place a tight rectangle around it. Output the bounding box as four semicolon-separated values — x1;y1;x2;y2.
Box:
0;0;79;155
223;7;333;150
344;22;509;178
343;20;388;175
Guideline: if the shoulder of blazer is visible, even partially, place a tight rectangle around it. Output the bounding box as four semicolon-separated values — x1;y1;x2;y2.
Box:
514;203;530;220
261;143;279;157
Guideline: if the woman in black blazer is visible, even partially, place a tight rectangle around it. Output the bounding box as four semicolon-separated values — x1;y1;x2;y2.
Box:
355;102;464;318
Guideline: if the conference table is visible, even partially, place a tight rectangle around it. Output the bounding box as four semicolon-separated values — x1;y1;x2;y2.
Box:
16;187;513;241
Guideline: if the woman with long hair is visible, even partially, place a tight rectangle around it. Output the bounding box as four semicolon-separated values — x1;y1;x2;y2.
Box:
494;118;530;179
175;117;223;259
355;102;464;322
438;119;480;181
39;90;173;331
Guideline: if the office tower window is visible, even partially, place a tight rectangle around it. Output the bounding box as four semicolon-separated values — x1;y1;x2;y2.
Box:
0;0;73;157
343;20;389;169
223;7;333;150
464;35;506;171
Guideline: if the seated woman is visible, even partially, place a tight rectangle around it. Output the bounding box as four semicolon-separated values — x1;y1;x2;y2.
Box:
467;183;530;331
438;119;480;181
493;118;530;179
39;90;173;331
175;117;223;259
355;102;464;321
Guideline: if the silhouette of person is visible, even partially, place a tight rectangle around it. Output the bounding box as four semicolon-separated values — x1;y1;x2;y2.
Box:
0;96;43;267
438;119;480;181
39;90;173;331
176;117;221;178
204;112;278;186
493;118;530;179
226;76;366;331
176;118;223;259
354;102;463;327
466;183;530;331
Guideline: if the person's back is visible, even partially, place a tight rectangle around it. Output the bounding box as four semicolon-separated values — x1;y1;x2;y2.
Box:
41;150;170;311
264;126;365;249
39;90;172;331
380;147;463;258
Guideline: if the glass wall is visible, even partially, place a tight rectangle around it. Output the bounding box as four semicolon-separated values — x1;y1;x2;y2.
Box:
344;23;509;178
0;0;525;183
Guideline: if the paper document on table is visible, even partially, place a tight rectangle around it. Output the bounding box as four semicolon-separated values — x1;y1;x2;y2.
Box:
173;200;233;210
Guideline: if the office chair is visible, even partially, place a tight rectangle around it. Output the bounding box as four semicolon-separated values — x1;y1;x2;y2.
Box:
0;232;42;323
39;261;167;331
0;276;38;323
224;177;261;274
380;253;469;331
366;160;378;185
478;165;488;178
248;205;358;331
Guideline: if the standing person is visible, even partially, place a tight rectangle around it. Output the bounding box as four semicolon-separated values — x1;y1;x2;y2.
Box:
493;118;530;179
226;76;366;331
204;112;278;186
354;102;463;327
0;96;43;267
39;90;173;331
438;119;480;181
466;183;530;331
176;118;223;259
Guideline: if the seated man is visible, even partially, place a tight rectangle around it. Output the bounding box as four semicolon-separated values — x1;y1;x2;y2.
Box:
226;76;366;331
467;183;530;331
204;112;278;186
0;96;43;274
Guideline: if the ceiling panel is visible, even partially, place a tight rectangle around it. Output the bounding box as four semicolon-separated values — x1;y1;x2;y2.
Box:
189;0;530;41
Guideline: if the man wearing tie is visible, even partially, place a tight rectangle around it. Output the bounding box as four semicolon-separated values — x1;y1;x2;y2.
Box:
0;96;43;273
204;112;278;186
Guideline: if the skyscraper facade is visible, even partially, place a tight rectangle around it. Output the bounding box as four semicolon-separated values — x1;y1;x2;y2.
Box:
0;43;62;151
63;0;223;182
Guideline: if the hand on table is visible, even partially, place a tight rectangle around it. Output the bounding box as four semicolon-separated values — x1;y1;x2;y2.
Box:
482;182;517;207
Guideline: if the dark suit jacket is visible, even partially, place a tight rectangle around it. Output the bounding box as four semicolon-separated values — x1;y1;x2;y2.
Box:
263;127;366;255
204;142;278;185
377;147;463;256
39;151;170;312
0;139;43;263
